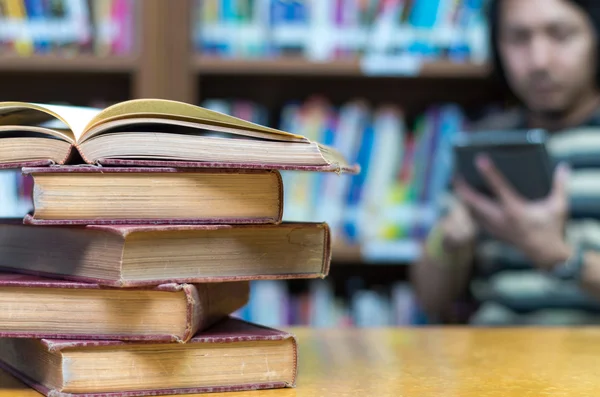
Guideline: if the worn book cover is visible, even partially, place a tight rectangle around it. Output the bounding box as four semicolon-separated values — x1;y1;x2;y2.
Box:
0;222;331;287
23;166;284;225
0;272;249;342
0;317;297;397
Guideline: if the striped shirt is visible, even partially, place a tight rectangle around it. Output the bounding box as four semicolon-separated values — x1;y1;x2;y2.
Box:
465;109;600;325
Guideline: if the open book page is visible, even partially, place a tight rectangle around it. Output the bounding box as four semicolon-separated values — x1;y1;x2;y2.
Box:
0;102;101;142
81;117;309;143
36;104;101;141
81;99;308;142
0;125;75;142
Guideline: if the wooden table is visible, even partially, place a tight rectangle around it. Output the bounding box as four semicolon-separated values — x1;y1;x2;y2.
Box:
4;327;600;396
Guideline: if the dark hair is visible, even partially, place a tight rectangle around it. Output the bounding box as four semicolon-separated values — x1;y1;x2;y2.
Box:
488;0;600;87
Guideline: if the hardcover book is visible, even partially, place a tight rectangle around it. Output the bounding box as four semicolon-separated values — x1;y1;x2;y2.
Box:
23;167;283;225
0;318;297;397
0;273;249;342
0;222;331;287
0;99;358;173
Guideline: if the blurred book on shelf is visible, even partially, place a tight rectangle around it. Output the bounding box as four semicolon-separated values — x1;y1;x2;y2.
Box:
202;97;467;263
232;279;421;327
0;170;32;217
194;0;489;72
0;0;135;57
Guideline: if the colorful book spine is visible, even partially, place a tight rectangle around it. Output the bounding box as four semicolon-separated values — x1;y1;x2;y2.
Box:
0;0;134;56
361;106;405;241
343;120;375;242
110;0;132;55
195;0;489;63
5;0;33;55
24;0;48;52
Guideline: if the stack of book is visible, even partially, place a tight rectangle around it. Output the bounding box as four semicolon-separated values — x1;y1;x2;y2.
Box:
0;99;356;396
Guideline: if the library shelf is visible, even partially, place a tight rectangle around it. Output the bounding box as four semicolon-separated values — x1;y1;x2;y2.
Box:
0;54;139;73
332;239;421;265
194;55;492;79
332;241;363;264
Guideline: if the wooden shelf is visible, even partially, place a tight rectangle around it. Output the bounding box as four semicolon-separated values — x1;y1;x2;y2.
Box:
332;241;363;264
194;56;492;78
332;239;421;265
0;54;139;73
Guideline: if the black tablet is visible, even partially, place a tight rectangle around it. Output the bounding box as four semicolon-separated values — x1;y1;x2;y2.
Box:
453;129;554;200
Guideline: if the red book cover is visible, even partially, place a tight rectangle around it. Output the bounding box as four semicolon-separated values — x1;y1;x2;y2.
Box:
96;158;360;174
0;160;53;169
0;318;298;397
0;272;249;342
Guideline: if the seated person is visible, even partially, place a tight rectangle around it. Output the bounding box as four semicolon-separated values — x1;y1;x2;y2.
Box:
412;0;600;325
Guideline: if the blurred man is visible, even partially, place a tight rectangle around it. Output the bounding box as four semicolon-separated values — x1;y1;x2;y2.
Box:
412;0;600;325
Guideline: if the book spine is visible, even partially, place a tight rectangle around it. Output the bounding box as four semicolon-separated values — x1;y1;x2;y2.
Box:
186;282;251;342
361;106;405;241
343;119;375;242
6;0;33;55
421;106;442;204
427;104;464;203
23;0;48;52
109;0;123;54
64;0;91;49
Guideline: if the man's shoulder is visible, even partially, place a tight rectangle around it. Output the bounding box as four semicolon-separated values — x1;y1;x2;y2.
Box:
468;108;526;132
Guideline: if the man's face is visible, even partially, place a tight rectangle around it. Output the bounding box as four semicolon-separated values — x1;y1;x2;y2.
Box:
499;0;597;114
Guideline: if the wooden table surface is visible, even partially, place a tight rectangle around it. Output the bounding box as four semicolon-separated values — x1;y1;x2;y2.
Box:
4;327;600;396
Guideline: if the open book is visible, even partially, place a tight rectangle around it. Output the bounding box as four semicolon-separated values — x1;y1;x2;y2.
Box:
0;99;358;172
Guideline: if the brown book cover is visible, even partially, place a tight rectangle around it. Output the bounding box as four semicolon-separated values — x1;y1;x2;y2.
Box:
0;222;331;287
0;318;297;397
0;272;249;342
23;166;284;225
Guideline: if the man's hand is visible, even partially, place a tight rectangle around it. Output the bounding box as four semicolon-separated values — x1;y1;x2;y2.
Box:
440;200;479;251
455;155;572;270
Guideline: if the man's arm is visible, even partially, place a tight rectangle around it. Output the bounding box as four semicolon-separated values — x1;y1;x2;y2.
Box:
411;203;477;323
576;252;600;298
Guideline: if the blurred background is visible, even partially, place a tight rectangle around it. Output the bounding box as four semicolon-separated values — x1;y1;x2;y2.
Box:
0;0;512;327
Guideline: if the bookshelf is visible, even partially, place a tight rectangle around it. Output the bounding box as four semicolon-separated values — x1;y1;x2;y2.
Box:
332;240;421;265
0;54;138;73
194;56;492;78
0;0;191;102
